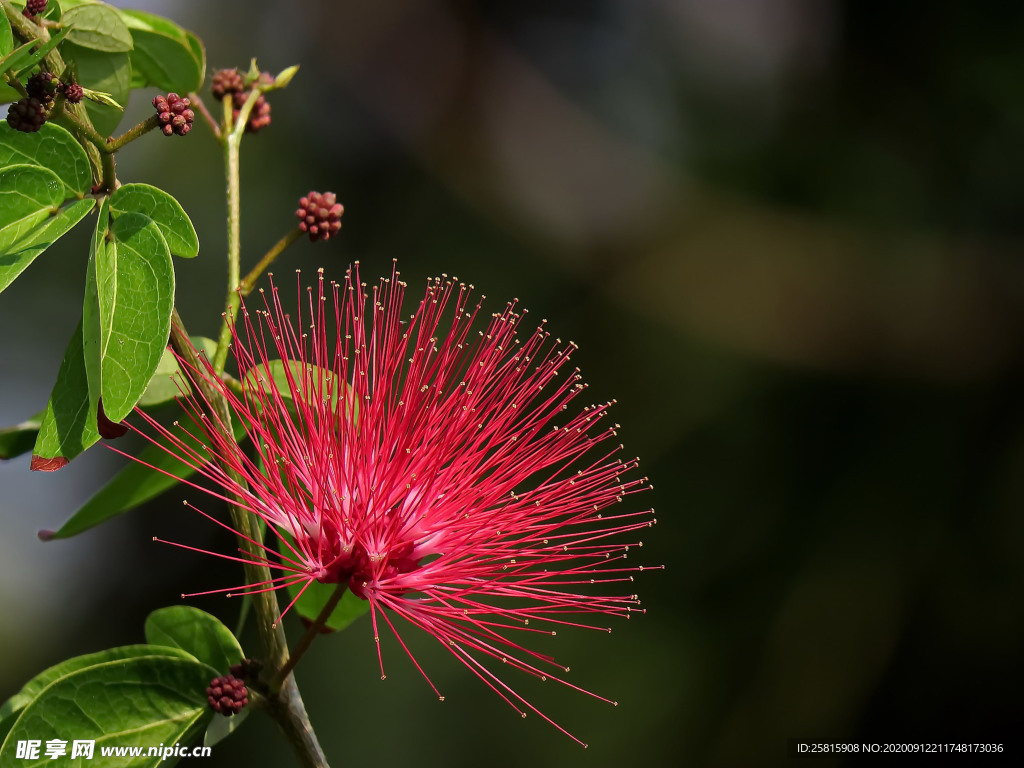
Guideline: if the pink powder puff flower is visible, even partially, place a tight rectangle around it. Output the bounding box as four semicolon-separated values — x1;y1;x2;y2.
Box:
133;262;659;744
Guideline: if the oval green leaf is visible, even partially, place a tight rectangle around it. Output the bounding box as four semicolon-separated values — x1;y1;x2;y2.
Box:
119;10;202;93
0;645;198;726
0;82;20;105
0;655;216;767
0;411;42;460
63;42;131;136
117;8;187;40
0;10;12;58
243;358;348;416
0;197;95;296
85;212;175;424
32;319;99;470
184;31;206;87
110;183;198;258
0;164;64;254
0;122;92;197
62;2;134;52
139;336;216;407
127;30;202;94
144;607;244;675
41;415;249;538
286;578;369;632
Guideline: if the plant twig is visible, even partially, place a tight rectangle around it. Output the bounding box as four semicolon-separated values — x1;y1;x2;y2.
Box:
106;114;160;152
2;0;103;182
270;583;346;692
211;116;244;373
240;228;302;296
188;91;221;141
168;309;329;768
212;85;274;372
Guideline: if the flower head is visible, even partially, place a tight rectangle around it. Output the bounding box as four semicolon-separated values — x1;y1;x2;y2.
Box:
136;262;658;743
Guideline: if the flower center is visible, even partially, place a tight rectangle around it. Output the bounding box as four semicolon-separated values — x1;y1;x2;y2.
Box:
316;540;421;599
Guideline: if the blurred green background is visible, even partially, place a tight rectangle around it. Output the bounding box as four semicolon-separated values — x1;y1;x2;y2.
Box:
2;1;1023;765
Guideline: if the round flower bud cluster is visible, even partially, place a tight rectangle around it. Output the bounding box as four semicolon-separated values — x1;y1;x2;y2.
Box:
210;68;273;134
296;191;344;242
26;71;57;105
6;71;87;133
7;70;55;133
23;0;47;18
228;659;262;682
6;97;47;132
211;68;245;100
153;93;194;136
205;675;248;716
63;83;84;104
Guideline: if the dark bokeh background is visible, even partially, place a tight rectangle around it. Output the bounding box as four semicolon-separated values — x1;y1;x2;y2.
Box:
2;1;1023;766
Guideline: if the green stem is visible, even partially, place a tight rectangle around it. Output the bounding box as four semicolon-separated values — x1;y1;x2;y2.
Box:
212;86;274;373
212;126;242;374
270;583;347;693
106;114;160;152
99;152;116;193
240;228;302;296
53;106;107;148
230;88;265;140
221;93;234;136
168;310;328;768
234;594;252;639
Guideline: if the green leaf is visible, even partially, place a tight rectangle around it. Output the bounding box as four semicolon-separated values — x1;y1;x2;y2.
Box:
0;655;216;767
0;411;42;460
0;40;34;75
0;82;20;105
110;183;199;258
129;61;146;90
244;58;261;83
63;41;131;135
244;358;346;414
31;319;99;470
85;211;174;424
0;197;95;295
272;65;300;90
144;607;244;675
40;415;249;539
80;85;123;109
117;8;186;39
0;122;92;197
0;645;198;727
93;190;109;254
0;27;70;78
0;10;12;59
82;194;107;418
139;336;216;407
184;31;206;88
119;9;203;93
286;579;369;632
0;164;64;254
62;2;134;52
